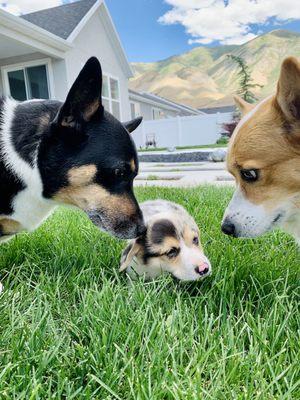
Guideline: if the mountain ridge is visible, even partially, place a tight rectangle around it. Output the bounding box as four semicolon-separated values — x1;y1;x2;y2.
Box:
129;30;300;108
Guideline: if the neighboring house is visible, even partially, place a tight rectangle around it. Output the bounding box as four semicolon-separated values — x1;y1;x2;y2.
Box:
0;0;133;120
129;89;204;121
198;105;236;114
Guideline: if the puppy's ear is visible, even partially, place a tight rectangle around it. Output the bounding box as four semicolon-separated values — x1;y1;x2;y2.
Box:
123;117;143;133
233;95;254;116
119;241;141;272
55;57;103;131
276;57;300;121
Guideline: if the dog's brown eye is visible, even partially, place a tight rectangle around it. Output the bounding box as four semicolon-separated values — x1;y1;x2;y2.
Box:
166;247;180;259
240;169;259;182
193;237;199;246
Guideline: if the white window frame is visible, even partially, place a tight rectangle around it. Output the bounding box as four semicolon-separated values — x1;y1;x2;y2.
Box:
130;101;141;119
152;107;165;120
1;58;55;100
102;72;122;120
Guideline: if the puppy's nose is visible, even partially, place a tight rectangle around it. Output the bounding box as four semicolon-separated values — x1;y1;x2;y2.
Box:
221;219;236;236
195;262;210;276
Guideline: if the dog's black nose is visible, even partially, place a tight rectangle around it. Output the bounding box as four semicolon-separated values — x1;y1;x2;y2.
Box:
221;220;236;236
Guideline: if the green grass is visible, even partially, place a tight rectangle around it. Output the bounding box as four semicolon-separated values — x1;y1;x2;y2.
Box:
138;143;227;152
0;186;299;399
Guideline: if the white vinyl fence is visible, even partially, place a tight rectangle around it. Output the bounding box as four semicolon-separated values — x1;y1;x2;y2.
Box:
132;112;233;149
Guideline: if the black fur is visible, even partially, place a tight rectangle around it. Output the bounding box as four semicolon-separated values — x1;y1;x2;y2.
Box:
11;101;59;166
0;57;145;239
151;219;178;244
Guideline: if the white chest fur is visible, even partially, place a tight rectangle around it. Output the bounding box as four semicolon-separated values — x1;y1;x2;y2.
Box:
0;98;56;234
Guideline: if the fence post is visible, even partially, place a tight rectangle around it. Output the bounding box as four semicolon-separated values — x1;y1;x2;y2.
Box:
177;116;182;147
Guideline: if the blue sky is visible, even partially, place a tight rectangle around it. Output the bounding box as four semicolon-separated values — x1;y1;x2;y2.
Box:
105;0;300;63
105;0;195;63
1;0;300;63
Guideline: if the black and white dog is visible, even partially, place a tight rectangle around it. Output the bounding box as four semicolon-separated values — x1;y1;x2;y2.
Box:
0;57;145;252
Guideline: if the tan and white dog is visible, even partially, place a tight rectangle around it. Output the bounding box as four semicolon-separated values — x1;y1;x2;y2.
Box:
120;200;211;281
222;56;300;242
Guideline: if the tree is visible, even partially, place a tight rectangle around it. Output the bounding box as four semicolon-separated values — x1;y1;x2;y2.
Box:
227;54;262;103
221;55;263;138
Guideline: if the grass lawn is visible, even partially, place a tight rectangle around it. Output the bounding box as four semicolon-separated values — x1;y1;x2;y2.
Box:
138;143;227;152
0;186;299;399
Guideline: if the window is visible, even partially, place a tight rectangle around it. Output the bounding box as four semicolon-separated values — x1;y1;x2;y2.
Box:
130;102;141;119
6;64;50;101
102;75;121;119
152;107;165;120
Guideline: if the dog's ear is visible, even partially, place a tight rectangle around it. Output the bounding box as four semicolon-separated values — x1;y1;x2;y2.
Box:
55;57;103;130
123;117;143;133
119;241;141;272
233;95;254;116
276;57;300;121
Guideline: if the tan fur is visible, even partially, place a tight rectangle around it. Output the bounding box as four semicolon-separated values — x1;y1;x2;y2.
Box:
130;159;136;172
54;183;135;215
228;87;300;210
183;227;200;247
0;218;22;235
233;95;255;116
83;100;100;121
149;236;180;256
37;114;51;135
68;165;97;187
119;241;141;272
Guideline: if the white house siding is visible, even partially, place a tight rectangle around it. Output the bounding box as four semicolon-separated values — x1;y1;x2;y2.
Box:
51;58;68;101
64;11;131;121
136;100;179;120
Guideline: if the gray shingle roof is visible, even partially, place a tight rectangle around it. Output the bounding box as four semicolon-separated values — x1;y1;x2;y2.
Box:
21;0;98;40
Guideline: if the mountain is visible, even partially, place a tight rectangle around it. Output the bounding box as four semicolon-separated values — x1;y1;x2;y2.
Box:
129;30;300;109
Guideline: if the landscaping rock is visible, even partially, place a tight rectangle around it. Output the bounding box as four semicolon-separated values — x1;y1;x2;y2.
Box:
210;149;227;162
167;146;176;152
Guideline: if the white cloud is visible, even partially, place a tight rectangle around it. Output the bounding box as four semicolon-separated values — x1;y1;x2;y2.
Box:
0;1;68;15
159;0;300;45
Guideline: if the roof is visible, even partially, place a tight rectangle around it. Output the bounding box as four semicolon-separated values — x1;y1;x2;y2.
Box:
21;0;98;39
129;89;203;115
0;7;73;59
199;105;236;114
18;0;132;77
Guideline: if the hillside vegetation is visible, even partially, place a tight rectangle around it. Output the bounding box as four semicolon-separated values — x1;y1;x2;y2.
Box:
130;30;300;108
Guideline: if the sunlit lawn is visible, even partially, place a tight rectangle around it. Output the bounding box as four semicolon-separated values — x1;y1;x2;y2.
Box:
0;186;299;399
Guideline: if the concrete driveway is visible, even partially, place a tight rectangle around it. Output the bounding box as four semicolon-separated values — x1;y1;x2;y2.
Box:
135;161;234;188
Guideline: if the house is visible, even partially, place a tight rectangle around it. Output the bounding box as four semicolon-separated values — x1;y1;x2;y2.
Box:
198;105;236;114
0;0;133;120
129;89;203;120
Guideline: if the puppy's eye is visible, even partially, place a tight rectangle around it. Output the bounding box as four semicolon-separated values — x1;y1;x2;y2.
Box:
166;247;180;259
193;237;199;246
240;169;259;182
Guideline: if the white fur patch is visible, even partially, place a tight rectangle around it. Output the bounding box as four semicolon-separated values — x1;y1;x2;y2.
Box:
0;98;56;232
222;187;289;238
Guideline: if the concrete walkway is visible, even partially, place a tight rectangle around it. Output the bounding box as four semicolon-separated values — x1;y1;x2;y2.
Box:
138;147;227;155
134;161;234;188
